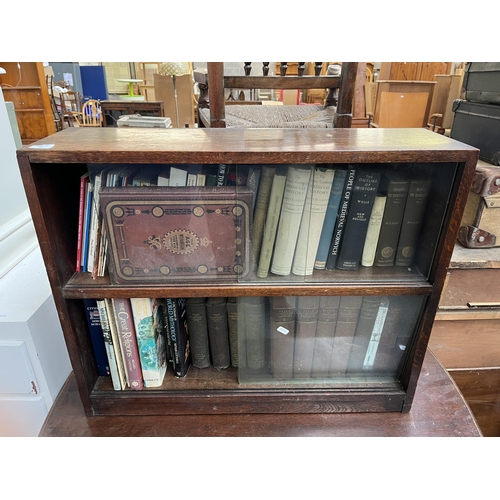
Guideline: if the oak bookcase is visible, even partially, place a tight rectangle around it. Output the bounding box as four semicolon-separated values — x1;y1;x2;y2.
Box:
17;127;478;417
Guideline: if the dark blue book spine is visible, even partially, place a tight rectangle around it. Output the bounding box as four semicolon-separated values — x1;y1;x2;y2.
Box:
314;169;347;270
83;298;110;377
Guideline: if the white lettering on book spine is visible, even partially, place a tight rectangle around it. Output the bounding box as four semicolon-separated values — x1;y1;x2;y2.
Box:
363;301;389;369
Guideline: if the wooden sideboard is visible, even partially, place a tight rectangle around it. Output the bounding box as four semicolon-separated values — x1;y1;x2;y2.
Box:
429;243;500;436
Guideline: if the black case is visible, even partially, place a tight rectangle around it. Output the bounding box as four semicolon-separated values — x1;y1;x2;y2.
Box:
463;62;500;105
451;99;500;165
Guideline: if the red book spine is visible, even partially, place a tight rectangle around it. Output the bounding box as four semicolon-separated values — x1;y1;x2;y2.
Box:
111;298;144;390
76;174;87;272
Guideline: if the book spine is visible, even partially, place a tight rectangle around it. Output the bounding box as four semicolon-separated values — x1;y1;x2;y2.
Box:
246;166;261;212
206;297;230;370
293;296;320;378
216;163;229;186
185;298;211;368
243;297;266;370
95;299;121;390
292;166;336;276
314;169;347;269
360;194;387;267
346;296;383;373
256;166;287;278
82;298;110;377
226;297;239;367
81;178;92;271
335;170;381;270
362;299;390;371
374;177;410;266
76;173;88;272
271;165;312;276
111;298;144;390
395;179;431;267
311;295;341;378
328;295;362;376
130;297;167;387
168;298;191;378
87;170;103;273
104;298;127;389
325;166;356;270
270;296;296;380
252;166;276;265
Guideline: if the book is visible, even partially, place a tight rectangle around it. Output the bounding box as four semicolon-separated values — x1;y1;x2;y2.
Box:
325;166;357;270
374;174;410;267
196;173;206;186
96;299;122;390
76;173;88;272
251;165;276;265
159;299;174;369
256;166;287;278
104;298;127;389
328;295;362;377
226;297;239;367
165;298;191;377
346;296;384;373
87;168;105;275
246;166;261;212
130;297;167;387
81;177;92;272
185;298;211;368
206;297;230;370
361;298;390;371
335;169;381;270
111;298;144;390
271;165;312;276
293;296;320;378
100;186;253;283
270;296;296;380
157;168;170;186
83;298;110;377
360;193;387;267
314;169;347;270
395;179;431;267
292;166;336;276
216;163;229;186
169;166;188;186
242;297;266;371
311;295;341;378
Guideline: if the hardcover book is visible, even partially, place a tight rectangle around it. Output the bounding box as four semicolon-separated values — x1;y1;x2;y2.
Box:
314;169;347;270
130;297;167;387
206;297;231;370
242;297;266;371
165;298;191;377
325;166;357;270
104;298;127;389
185;297;211;368
374;174;410;267
335;169;381;270
361;194;387;267
111;298;144;390
83;298;110;377
100;186;253;284
293;296;320;378
271;165;312;276
395;179;431;267
270;296;296;380
226;297;239;367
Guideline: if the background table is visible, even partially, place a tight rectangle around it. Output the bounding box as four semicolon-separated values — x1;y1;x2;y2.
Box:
100;100;165;126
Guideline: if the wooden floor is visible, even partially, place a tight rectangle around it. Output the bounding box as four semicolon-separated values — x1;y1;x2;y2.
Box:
39;350;481;437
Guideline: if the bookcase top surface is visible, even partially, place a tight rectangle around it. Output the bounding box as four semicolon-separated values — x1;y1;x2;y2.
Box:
18;127;479;164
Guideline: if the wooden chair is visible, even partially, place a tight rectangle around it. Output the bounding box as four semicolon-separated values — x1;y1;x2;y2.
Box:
59;90;83;127
195;62;358;129
73;99;103;127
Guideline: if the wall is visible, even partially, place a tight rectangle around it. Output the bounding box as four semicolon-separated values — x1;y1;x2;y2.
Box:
0;87;72;436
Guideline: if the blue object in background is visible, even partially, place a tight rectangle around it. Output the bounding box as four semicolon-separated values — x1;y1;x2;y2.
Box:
80;65;109;101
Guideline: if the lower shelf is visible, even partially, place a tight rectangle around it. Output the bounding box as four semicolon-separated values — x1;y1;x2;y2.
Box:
90;367;407;415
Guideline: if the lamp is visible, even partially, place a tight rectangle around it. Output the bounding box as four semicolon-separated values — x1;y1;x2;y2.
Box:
158;62;190;127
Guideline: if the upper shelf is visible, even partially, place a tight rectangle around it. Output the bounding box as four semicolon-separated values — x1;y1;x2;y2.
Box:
18;127;479;165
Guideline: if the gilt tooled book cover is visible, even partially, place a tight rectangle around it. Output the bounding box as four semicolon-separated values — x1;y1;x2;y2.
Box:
100;186;253;284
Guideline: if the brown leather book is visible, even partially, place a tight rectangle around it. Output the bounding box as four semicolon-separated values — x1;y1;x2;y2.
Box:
100;186;253;284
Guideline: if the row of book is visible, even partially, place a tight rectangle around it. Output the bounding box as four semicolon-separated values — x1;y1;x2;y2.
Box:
85;293;422;388
76;162;253;278
251;164;432;278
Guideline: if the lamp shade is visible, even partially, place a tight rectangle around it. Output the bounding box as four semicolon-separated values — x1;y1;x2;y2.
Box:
159;62;190;76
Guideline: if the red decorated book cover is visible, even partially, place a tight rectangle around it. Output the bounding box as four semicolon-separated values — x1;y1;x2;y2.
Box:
100;186;253;284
